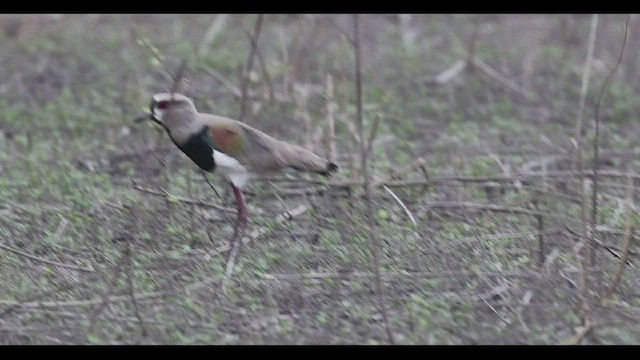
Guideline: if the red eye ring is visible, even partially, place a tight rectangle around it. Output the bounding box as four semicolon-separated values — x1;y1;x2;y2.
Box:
157;100;169;109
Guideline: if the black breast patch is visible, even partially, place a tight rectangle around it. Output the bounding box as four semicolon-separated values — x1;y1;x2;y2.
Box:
173;127;216;172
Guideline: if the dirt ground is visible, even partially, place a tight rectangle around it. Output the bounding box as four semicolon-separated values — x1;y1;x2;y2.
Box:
0;14;639;344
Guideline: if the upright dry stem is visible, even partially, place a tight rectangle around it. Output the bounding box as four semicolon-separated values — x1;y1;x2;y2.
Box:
573;14;599;318
353;14;395;345
238;14;264;122
590;15;630;266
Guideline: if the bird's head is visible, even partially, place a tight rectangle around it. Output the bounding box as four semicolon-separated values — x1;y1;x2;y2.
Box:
134;92;197;127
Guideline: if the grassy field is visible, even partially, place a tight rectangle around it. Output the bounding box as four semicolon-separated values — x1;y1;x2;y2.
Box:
1;14;639;344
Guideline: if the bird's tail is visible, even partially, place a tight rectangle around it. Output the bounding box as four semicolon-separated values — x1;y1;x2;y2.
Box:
280;143;338;176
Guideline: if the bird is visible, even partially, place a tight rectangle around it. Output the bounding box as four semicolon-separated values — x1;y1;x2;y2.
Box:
134;92;338;226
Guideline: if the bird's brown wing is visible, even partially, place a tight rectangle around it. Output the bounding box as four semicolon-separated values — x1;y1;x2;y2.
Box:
202;114;336;174
203;115;284;172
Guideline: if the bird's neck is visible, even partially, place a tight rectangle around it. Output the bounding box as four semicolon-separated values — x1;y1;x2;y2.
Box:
163;111;203;146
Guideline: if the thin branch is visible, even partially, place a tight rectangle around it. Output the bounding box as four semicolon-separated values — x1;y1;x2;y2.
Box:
603;175;635;301
574;14;599;319
0;291;165;309
365;113;382;160
563;317;598;345
124;239;147;337
336;173;592;188
422;201;551;218
0;243;94;273
432;228;562;253
169;58;187;94
574;13;598;168
200;169;227;207
243;26;274;103
89;246;127;333
221;219;247;296
469;57;538;101
590;15;630;265
258;270;542;281
370;156;428;189
353;14;395;345
467;15;481;68
202;65;242;97
325;73;336;163
287;16;321;93
197;14;228;58
292;89;313;148
12;307;220;332
564;225;635;266
132;181;236;214
133;31;188;95
196;204;309;294
133;28;175;84
187;160;196;233
430;59;466;85
238;14;264;121
382;185;417;227
0;281;76;318
51;216;69;241
531;197;546;267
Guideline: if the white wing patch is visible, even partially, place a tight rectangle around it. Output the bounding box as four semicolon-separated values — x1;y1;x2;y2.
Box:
213;150;250;188
153;108;164;122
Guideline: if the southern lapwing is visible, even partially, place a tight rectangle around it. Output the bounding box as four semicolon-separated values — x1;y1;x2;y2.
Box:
134;92;338;225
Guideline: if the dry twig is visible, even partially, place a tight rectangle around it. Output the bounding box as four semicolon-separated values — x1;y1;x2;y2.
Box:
243;26;274;103
563;317;599;345
590;15;630;266
469;57;538;101
89;245;127;333
603;175;635;302
0;243;94;273
196;204;309;294
382;185;417;227
325;74;336;163
353;14;395;344
365;113;382;160
0;291;165;309
124;239;148;337
132;181;236;214
573;14;599;320
198;14;228;57
238;14;264;121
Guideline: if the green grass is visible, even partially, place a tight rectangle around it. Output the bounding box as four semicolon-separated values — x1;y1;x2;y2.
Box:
1;14;639;345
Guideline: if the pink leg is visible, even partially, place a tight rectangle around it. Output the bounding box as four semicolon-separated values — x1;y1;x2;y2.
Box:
226;183;248;264
231;184;249;222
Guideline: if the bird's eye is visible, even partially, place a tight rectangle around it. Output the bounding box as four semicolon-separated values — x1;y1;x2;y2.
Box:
157;100;169;109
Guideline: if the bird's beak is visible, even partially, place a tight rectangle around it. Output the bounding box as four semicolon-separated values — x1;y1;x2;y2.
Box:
134;113;152;123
